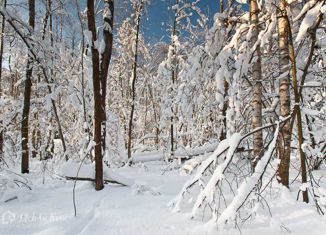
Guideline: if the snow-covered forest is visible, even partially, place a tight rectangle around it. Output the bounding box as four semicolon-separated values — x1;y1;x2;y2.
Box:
0;0;325;234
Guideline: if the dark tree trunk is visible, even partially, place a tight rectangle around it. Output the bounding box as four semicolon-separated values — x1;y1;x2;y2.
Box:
21;0;35;174
100;0;114;156
0;0;7;161
41;0;51;40
87;0;114;190
286;14;309;203
169;0;179;160
87;0;103;190
128;1;143;160
219;1;228;141
75;0;90;154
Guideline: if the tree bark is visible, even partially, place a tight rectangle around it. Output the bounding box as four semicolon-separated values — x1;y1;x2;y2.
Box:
75;0;90;156
0;0;6;161
277;0;291;187
250;0;263;169
128;1;143;160
169;0;180;160
21;0;35;174
219;0;224;13
100;0;114;155
41;0;51;41
0;0;6;96
87;0;103;190
219;0;228;141
85;0;114;190
286;15;309;203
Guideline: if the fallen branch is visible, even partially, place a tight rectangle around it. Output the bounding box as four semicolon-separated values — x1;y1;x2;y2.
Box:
170;115;292;212
4;196;18;203
13;179;32;190
66;176;128;186
216;123;279;227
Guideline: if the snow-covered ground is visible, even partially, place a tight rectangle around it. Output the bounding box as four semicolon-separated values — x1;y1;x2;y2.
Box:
0;161;325;235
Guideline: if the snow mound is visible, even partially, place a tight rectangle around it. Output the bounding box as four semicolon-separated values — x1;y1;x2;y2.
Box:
131;183;161;196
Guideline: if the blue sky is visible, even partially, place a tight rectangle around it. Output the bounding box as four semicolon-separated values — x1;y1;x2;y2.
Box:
141;0;220;42
72;0;237;44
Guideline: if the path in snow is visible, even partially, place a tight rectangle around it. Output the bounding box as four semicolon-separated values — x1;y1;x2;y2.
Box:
0;161;325;235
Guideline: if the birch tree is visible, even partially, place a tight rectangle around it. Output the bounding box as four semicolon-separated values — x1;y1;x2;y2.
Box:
277;0;291;187
250;0;263;168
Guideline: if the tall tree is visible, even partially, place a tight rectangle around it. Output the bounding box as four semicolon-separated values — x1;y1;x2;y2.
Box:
277;0;291;187
0;0;6;161
87;0;103;190
169;0;179;160
219;0;229;141
0;0;5;95
287;11;309;203
250;0;263;169
87;0;114;190
127;0;144;160
21;0;35;173
101;0;114;153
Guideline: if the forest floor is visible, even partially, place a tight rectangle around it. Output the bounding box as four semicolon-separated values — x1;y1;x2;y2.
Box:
0;160;326;235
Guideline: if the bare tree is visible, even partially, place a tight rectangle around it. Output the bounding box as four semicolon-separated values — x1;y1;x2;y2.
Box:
127;0;144;160
87;0;103;190
286;12;309;203
250;0;263;168
169;0;180;159
101;0;114;153
21;0;35;173
277;0;291;187
87;0;114;190
219;0;228;141
0;0;5;95
0;0;6;161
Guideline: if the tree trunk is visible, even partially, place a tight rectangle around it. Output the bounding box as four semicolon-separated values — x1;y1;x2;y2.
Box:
0;0;6;161
219;0;228;141
169;0;180;160
75;0;90;156
250;0;263;169
277;0;291;187
219;0;224;13
128;1;143;160
0;0;5;96
41;0;51;41
87;0;103;190
100;0;114;156
21;0;35;174
286;15;309;203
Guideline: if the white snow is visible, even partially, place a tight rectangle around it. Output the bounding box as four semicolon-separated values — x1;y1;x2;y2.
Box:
216;124;279;228
61;160;135;186
191;133;242;217
296;1;324;42
235;0;247;4
170;137;232;212
1;159;326;235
